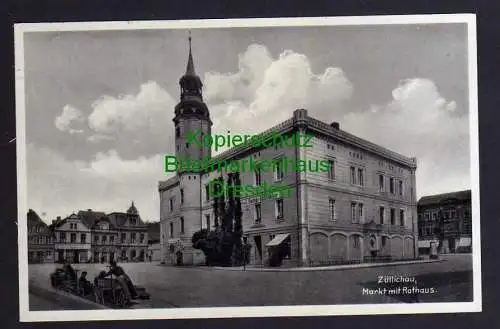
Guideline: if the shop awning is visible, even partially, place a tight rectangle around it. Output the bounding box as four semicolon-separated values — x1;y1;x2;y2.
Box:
266;233;290;247
457;237;472;247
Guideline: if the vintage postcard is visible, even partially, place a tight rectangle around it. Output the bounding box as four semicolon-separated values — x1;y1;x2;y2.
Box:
15;14;481;322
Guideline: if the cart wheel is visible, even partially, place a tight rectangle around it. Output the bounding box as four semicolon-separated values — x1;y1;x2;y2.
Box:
94;290;102;304
115;289;127;308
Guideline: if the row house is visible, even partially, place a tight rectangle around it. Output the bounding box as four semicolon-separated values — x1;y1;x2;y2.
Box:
417;190;472;254
27;209;54;263
49;202;149;263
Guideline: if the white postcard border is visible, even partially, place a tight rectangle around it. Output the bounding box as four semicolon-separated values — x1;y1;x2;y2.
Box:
14;13;481;322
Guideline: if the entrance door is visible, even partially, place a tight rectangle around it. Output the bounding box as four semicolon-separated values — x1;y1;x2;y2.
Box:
254;236;262;264
110;252;115;262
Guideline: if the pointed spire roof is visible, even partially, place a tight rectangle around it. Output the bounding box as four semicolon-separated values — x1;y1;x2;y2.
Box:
185;31;196;76
127;201;138;215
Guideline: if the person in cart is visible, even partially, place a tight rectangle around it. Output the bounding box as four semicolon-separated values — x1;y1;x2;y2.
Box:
78;271;93;295
106;260;138;300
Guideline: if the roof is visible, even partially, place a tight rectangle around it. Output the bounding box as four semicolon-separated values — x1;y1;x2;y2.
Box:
418;189;471;207
77;210;106;228
27;209;49;227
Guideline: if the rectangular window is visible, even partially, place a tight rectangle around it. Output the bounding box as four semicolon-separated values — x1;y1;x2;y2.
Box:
398;180;403;196
80;234;86;244
432;213;437;221
169;198;174;212
110;235;115;244
169;222;173;237
94;235;99;244
358;203;364;222
59;232;65;242
275;160;284;181
120;233;126;243
357;168;364;186
180;189;184;205
390;208;396;225
205;185;210;201
353;236;360;248
276;199;284;219
350;167;356;185
351;202;357;223
205;214;211;230
379;206;385;224
102;235;107;243
254;167;262;186
175;126;180;138
180;217;185;234
327;160;335;180
140;233;145;243
70;233;76;243
390;178;395;194
400;209;405;226
329;198;336;221
379;174;384;192
255;204;262;223
131;233;136;242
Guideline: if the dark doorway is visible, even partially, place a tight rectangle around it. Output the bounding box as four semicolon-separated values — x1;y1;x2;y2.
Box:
73;250;79;263
254;236;263;263
58;251;64;263
448;238;456;253
110;252;115;262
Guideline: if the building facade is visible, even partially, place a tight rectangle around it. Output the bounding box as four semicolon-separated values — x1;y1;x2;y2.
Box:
27;209;55;263
50;202;149;263
417;190;472;254
158;38;419;266
52;213;92;263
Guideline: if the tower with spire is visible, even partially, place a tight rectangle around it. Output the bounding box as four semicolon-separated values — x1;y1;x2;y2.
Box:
173;32;212;164
165;33;212;265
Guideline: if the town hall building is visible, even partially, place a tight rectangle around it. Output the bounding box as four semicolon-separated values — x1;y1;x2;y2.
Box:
159;37;419;266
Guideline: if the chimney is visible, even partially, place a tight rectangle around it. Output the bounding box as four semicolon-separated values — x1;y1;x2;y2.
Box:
87;209;92;212
52;220;56;225
330;122;340;130
57;216;61;220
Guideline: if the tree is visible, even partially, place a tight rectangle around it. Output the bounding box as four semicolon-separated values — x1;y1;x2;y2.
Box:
192;172;246;267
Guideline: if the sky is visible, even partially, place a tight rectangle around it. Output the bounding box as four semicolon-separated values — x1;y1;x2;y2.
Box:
22;22;471;224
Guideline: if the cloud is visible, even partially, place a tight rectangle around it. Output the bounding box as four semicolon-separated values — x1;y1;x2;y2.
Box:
341;78;470;197
27;143;168;223
204;45;354;149
82;81;177;156
88;81;177;135
55;105;85;134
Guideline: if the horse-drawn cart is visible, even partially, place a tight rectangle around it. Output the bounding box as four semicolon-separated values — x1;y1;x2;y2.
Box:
49;267;150;308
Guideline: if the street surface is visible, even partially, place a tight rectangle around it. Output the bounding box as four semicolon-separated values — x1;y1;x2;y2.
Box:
28;254;473;309
29;284;103;311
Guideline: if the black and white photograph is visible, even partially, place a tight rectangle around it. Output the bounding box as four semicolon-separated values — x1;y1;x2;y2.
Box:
15;14;480;322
